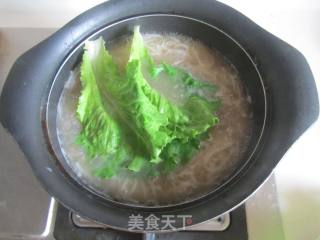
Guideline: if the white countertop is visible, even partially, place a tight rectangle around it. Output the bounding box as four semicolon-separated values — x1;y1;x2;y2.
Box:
0;1;319;240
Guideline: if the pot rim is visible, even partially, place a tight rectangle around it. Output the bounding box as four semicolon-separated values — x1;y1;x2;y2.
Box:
45;13;267;210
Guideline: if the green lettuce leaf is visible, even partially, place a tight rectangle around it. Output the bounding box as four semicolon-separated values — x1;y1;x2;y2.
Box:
76;26;220;178
76;39;127;177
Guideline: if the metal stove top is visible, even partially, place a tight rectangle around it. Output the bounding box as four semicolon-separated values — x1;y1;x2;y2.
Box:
71;211;230;231
0;27;285;240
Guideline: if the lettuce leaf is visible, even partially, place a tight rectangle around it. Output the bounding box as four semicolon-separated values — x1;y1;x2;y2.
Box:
76;26;220;178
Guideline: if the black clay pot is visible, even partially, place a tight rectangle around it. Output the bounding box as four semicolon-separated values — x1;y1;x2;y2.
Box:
0;0;318;231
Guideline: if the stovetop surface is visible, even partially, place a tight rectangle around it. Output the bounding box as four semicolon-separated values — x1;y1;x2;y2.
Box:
0;27;285;240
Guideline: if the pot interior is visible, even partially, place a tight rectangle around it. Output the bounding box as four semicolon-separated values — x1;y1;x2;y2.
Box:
46;14;266;208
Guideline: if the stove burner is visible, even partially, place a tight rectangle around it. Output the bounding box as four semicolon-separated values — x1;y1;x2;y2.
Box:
72;211;230;231
53;204;248;240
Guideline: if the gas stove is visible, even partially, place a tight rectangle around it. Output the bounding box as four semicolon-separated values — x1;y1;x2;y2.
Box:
0;27;286;240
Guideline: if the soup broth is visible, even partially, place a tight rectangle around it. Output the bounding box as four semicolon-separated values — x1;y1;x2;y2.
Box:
57;33;253;205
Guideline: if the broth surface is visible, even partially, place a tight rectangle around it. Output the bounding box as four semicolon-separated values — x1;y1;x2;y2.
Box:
57;33;253;205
